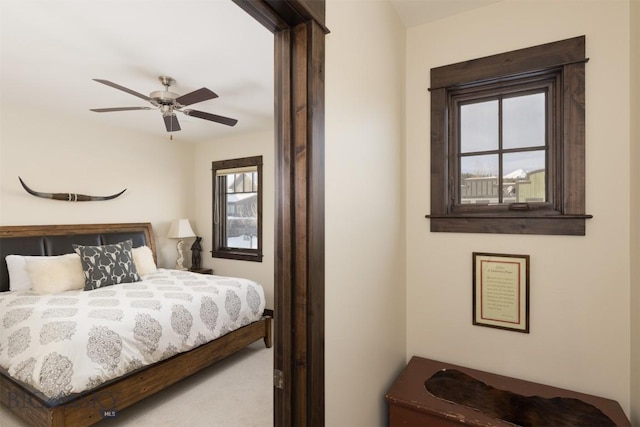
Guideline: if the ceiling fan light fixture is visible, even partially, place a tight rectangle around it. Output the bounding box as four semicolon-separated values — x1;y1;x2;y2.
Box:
150;89;179;105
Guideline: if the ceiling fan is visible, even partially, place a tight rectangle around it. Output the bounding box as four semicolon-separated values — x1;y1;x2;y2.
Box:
90;76;238;132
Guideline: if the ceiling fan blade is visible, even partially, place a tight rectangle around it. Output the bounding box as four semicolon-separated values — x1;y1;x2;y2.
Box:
175;88;218;106
90;107;153;112
93;79;151;101
183;109;238;127
163;114;181;132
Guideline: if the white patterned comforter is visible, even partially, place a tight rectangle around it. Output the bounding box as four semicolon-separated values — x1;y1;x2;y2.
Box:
0;269;265;401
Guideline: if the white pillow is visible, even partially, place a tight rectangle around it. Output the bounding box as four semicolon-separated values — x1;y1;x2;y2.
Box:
26;253;85;294
6;255;47;291
132;246;157;276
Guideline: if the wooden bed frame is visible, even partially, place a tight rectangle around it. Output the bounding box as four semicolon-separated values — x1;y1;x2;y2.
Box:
0;222;272;427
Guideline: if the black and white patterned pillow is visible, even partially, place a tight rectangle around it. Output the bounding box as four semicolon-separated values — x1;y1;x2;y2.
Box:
73;240;140;291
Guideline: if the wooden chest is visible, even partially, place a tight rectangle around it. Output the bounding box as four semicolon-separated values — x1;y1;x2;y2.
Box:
385;356;630;426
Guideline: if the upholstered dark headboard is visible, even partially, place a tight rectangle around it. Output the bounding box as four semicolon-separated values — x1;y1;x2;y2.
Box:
0;223;156;292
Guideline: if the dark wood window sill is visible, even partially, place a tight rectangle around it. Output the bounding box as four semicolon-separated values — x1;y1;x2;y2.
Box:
426;214;593;235
211;250;263;262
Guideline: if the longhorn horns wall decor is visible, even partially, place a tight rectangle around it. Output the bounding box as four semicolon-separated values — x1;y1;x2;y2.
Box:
18;177;126;201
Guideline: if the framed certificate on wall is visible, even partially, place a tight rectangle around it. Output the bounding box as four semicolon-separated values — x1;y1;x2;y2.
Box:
473;252;530;333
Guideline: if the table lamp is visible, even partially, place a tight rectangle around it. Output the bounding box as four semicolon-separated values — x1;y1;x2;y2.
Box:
167;219;195;270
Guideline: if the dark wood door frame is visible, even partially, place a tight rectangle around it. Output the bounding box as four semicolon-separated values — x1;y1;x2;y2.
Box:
232;1;327;426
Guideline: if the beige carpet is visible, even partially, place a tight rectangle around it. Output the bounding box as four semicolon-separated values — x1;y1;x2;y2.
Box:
0;342;273;427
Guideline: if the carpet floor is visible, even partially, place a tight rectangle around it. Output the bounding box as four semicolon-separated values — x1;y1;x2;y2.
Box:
0;341;273;427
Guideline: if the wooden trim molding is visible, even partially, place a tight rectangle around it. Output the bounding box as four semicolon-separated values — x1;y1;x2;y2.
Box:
234;1;326;426
429;36;586;90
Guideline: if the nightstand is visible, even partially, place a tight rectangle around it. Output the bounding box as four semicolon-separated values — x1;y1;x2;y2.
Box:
189;267;214;275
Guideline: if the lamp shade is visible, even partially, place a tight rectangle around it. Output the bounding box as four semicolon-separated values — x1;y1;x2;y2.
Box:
167;219;196;239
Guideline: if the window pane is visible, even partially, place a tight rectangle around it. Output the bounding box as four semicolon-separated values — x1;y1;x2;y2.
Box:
460;154;499;204
227;175;236;193
460;100;498;153
503;93;546;149
503;150;546;202
225;194;258;249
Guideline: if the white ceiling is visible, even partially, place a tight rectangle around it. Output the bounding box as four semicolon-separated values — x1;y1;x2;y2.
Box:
390;0;501;28
1;0;275;143
1;0;500;144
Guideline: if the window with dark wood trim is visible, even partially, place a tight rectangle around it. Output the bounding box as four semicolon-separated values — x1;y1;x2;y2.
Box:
427;36;592;235
212;156;263;262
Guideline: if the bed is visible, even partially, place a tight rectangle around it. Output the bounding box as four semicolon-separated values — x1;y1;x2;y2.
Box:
0;222;272;426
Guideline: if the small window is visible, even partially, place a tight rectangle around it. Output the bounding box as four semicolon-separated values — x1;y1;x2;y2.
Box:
427;36;592;235
212;156;263;262
453;77;553;209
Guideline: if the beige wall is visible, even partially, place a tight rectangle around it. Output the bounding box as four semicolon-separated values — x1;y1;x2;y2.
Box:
630;0;639;424
406;0;632;416
325;0;407;425
192;130;275;309
0;104;195;267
